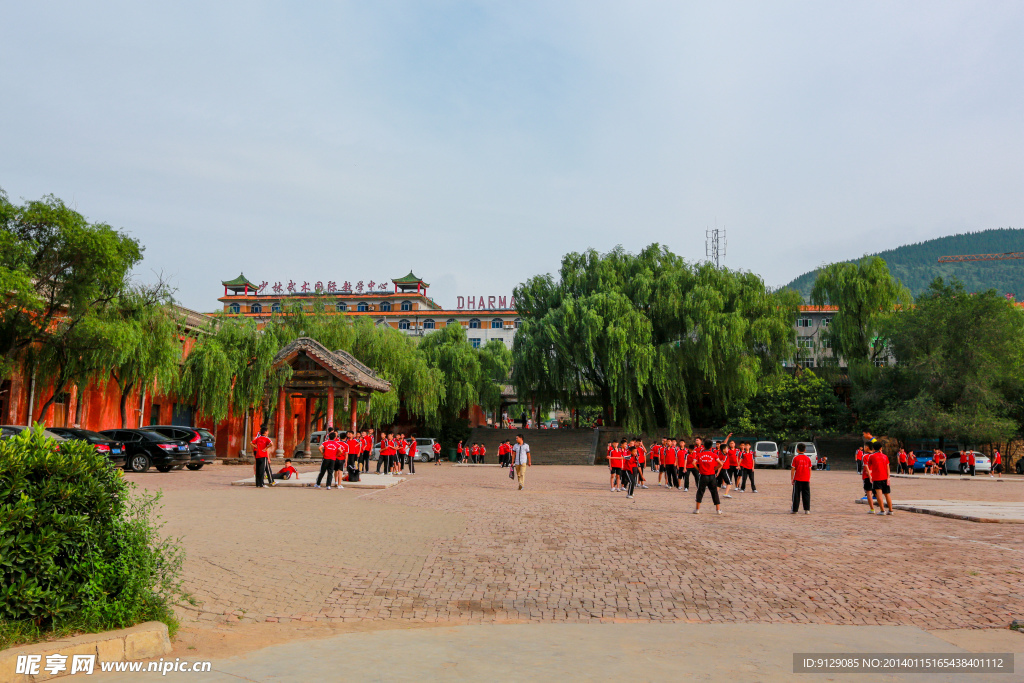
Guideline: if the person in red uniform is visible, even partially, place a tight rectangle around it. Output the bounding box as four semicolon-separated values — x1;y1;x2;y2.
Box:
622;446;639;499
406;435;417;474
684;440;699;492
992;449;1003;478
608;439;623;492
457;440;464;464
376;432;389;473
273;458;298;480
739;441;757;492
727;440;740;485
433;440;442;465
790;443;812;514
345;431;361;480
635;439;648;489
478;443;486;465
966;450;976;477
906;450;916;474
693;445;722;514
676;440;691;491
865;439;893;515
649;439;662;473
395;434;407;474
251;427;274;488
897;448;908;475
662;439;678;489
316;430;339;489
860;441;877;509
855;447;864;474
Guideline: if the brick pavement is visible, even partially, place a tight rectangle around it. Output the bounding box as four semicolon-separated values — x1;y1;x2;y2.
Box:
126;465;1024;630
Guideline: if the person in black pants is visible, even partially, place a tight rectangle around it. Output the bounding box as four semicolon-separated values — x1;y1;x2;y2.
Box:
622;447;638;499
316;431;338;489
790;443;812;513
406;438;416;474
693;448;722;514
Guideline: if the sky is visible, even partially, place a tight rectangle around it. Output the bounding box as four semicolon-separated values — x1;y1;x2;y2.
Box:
1;1;1022;311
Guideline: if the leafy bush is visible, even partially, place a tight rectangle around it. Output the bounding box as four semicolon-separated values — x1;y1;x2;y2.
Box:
0;427;187;647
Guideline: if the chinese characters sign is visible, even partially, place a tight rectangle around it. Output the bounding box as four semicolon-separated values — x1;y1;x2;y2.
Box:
258;280;391;295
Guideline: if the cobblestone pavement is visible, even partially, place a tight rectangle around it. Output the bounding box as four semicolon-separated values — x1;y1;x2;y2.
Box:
127;465;1024;629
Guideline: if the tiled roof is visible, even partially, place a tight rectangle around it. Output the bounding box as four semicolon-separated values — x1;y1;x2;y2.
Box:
273;337;391;393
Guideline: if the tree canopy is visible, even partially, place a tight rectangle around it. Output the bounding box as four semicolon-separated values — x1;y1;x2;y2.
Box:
855;278;1024;445
511;244;799;433
727;369;850;441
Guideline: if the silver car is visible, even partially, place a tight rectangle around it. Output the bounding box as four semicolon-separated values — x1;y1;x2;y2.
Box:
945;451;991;474
753;441;780;467
782;442;818;467
1;425;67;442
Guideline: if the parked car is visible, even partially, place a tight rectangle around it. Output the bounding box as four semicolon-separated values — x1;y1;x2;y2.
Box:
47;427;127;468
147;425;218;470
782;442;818;468
1;425;67;442
945;451;991;474
294;431;326;457
100;428;191;473
753;441;780;468
371;438;437;462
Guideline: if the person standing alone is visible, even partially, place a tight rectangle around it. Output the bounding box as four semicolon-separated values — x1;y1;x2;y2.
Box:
251;427;273;488
512;434;531;490
790;443;811;514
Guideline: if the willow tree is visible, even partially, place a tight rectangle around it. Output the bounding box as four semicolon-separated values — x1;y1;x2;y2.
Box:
512;244;798;433
810;256;912;366
417;323;482;422
177;316;281;440
261;299;443;427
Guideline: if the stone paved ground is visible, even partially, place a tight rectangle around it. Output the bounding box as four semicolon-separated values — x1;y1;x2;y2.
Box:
127;465;1024;630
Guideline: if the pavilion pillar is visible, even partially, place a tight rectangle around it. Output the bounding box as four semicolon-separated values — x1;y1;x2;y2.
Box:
326;385;335;429
275;387;285;457
348;390;357;434
302;395;313;456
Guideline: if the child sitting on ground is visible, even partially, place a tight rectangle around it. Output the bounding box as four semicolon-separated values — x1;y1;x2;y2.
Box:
273;458;299;480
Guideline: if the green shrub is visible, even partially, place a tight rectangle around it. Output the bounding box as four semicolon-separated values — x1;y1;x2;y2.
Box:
0;426;187;647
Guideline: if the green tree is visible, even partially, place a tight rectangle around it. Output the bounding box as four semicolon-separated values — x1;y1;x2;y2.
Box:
418;323;482;422
512;244;798;433
727;369;850;441
857;278;1024;445
809;256;912;366
0;190;142;376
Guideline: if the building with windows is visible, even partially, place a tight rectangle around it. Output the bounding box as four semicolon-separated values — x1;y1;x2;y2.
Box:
219;272;520;348
786;305;841;370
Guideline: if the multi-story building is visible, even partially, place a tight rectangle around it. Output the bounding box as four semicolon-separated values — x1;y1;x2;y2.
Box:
786;305;842;370
217;271;519;349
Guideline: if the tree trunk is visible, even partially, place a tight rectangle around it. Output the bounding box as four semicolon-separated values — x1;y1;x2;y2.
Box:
119;380;135;428
74;385;84;425
37;376;68;423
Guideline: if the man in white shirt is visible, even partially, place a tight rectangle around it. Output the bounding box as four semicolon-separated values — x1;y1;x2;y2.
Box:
511;434;531;490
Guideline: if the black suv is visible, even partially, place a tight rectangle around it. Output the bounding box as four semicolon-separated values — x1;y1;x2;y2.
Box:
100;428;191;473
48;428;128;468
147;425;218;470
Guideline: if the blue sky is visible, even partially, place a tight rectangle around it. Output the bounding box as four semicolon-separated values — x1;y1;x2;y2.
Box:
1;1;1021;310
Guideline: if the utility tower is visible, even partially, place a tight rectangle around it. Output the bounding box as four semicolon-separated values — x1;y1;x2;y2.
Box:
706;227;727;268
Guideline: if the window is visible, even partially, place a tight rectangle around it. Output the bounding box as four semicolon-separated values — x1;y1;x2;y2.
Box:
799;358;815;368
469;337;482;349
796;318;813;328
271;303;282;313
873;358;887;367
380;302;391;312
822;317;832;326
469;318;481;329
228;303;240;314
823;338;832;349
398;319;410;330
423;319;435;329
250;303;262;314
446;318;457;326
491;318;504;329
336;302;347;312
514;318;522;329
819;357;840;368
797;336;814;348
357;302;369;312
400;300;412;311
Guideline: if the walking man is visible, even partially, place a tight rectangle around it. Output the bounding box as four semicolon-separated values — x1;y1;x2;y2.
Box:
790;443;811;514
512;434;531;490
251;427;273;488
992;450;1003;479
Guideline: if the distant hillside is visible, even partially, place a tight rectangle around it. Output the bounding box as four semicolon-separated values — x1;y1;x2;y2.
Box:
785;228;1024;300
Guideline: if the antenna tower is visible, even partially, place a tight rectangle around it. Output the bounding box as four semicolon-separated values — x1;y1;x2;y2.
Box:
706;226;727;268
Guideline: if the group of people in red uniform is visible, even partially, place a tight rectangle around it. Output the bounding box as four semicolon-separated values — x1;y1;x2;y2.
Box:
604;433;761;511
375;432;421;475
455;441;488;464
312;429;375;489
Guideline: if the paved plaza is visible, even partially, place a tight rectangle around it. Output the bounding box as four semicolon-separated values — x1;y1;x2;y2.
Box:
129;464;1024;635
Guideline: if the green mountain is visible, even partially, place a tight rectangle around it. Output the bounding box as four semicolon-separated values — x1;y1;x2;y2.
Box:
785;228;1024;300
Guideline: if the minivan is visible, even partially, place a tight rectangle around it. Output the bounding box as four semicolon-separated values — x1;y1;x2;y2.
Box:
753;441;780;468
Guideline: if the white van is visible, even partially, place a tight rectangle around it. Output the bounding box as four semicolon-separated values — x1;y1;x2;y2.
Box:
753;441;780;467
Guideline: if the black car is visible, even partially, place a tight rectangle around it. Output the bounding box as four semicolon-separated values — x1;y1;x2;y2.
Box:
147;425;218;470
48;428;128;468
100;428;191;473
